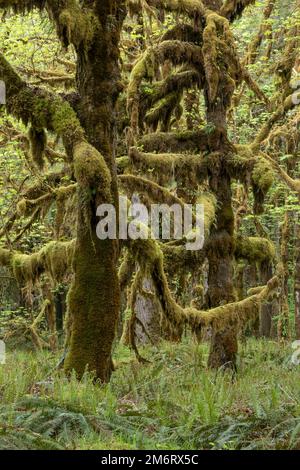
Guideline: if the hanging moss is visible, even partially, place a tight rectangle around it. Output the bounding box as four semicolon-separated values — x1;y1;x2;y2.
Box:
16;184;76;219
202;12;241;106
127;49;156;132
127;40;203;131
197;192;217;237
145;91;182;131
139;129;209;153
0;248;12;266
228;144;253;183
141;69;202;110
39;241;74;283
28;126;47;169
12;252;43;286
202;13;220;103
118;174;195;218
220;0;256;22
0;241;75;287
0;53;85;161
127;0;206;19
125;237;279;343
251;157;275;214
21;169;69;201
162;23;203;44
58;3;95;49
129;147;207;187
235;236;276;265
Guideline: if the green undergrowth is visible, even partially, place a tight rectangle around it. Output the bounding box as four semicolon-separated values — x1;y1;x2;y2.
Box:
0;338;300;450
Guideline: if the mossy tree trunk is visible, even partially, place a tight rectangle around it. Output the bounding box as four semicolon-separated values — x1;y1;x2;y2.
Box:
206;175;237;369
204;84;237;370
294;222;300;339
259;260;274;337
63;1;126;381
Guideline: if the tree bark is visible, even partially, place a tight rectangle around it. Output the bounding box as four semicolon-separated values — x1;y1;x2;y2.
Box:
295;222;300;339
259;260;274;337
64;1;126;381
203;62;237;369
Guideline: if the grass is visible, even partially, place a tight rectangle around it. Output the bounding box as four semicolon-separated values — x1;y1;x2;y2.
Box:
0;337;300;449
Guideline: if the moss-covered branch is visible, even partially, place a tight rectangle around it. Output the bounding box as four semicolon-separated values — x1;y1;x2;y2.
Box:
144;91;182;131
242;0;276;66
0;52;83;159
251;93;300;151
127;41;203;131
242;69;270;106
118;174;193;212
0;240;75;286
220;0;256;22
0;53;112;202
202;11;241;104
127;0;206;18
16;184;77;218
128;147;207;186
138;130;209;153
125;236;279;338
260;151;300;196
234;235;276;265
161;23;203;44
0;0;44;12
137;68;202;133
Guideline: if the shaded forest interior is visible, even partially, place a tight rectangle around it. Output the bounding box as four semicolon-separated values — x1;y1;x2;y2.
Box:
1;0;300;451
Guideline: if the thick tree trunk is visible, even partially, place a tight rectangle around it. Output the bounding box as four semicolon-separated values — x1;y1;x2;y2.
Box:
206;171;237;370
64;3;125;381
278;212;290;339
259;260;274;337
204;78;237;369
134;277;162;344
294;223;300;339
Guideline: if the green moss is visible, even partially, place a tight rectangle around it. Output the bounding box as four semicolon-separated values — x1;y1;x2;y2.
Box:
145;91;182;130
0;241;75;286
125;237;279;350
251;157;275;214
252;158;275;194
28;126;47;169
139;129;209;153
64;232;120;382
197;192;217;237
12;252;42;285
0;248;12;266
221;0;256;22
58;5;94;48
40;240;75;283
235;236;276;265
129;147;207;186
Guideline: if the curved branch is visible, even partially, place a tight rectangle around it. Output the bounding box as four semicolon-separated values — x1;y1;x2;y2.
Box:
125;236;279;336
139;129;209;153
127;0;206;18
220;0;256;22
234;235;276;264
127;41;203;131
260;151;300;195
251;93;300;151
0;240;75;285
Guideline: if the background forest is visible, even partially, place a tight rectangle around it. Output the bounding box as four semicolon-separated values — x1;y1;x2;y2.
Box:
1;0;300;450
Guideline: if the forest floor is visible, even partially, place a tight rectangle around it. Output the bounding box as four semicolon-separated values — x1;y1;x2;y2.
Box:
0;338;300;450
